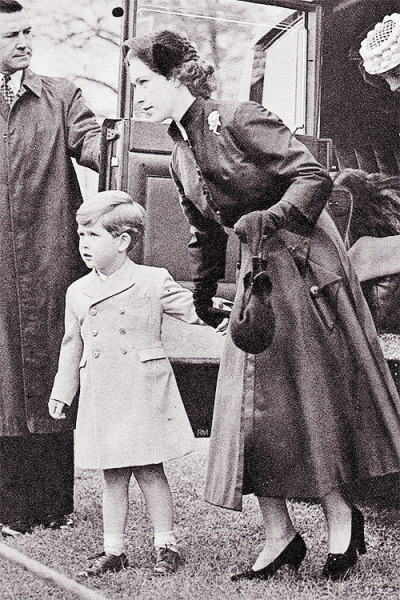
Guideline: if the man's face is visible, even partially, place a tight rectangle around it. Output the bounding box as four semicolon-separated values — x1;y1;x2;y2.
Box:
380;63;400;93
0;9;32;74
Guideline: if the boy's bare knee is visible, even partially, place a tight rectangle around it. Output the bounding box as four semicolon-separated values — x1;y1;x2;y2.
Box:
103;466;132;486
132;463;165;487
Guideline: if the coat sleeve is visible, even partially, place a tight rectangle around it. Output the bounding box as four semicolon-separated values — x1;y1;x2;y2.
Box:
170;163;228;301
50;287;84;406
159;270;202;324
65;84;101;172
229;102;333;231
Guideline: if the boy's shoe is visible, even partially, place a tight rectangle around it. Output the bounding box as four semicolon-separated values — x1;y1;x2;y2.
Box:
76;551;128;578
154;546;181;575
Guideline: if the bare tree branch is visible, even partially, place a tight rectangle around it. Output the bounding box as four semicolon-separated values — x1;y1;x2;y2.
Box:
75;75;118;94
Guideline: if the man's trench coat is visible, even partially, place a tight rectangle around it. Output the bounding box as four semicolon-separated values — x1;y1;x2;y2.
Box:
0;69;100;437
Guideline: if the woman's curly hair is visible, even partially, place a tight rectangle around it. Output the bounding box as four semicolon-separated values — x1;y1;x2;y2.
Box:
124;30;215;98
334;168;400;240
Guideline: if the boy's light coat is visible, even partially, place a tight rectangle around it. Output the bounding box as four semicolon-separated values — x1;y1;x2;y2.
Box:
51;259;197;469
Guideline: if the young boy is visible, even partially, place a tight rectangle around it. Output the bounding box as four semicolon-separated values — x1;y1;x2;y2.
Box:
49;190;200;577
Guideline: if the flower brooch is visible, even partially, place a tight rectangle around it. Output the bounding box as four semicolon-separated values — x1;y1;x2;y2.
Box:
208;110;221;135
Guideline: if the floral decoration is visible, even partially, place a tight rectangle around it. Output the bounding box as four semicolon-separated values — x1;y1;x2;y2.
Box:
208;110;221;135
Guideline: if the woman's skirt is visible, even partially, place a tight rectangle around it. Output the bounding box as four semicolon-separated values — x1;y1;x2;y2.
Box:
204;211;400;510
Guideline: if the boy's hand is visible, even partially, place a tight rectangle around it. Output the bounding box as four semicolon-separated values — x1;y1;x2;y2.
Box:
216;317;229;335
213;298;232;336
48;398;67;420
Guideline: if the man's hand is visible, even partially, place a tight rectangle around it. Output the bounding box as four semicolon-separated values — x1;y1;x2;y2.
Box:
48;398;67;420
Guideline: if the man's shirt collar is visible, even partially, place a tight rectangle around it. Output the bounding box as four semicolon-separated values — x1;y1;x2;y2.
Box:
1;70;23;95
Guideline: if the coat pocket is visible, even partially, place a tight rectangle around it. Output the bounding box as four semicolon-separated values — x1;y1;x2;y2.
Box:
138;347;168;362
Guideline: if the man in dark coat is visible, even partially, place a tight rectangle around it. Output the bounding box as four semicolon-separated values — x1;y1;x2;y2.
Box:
0;0;101;535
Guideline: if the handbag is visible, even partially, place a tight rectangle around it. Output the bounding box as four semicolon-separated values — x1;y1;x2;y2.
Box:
230;234;275;354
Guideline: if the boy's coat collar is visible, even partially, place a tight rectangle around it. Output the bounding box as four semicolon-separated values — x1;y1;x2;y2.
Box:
81;259;137;305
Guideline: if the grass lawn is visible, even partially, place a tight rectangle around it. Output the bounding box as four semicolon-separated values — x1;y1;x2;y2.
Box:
0;439;399;600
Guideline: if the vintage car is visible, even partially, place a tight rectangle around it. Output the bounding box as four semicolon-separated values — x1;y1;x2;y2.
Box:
102;0;400;434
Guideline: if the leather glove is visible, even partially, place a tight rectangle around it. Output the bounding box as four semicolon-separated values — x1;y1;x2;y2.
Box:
234;207;313;252
234;211;278;254
195;305;231;329
193;285;230;329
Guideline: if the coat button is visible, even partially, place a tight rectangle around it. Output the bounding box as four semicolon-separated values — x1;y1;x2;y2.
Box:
93;350;100;358
121;347;127;354
92;330;98;336
310;285;319;297
119;308;125;314
90;307;97;316
119;328;126;335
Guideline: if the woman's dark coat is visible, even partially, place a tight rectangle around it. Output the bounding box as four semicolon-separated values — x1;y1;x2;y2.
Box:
169;97;400;510
0;69;100;437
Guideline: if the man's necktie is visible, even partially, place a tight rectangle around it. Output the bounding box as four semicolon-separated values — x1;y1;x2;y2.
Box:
1;75;14;107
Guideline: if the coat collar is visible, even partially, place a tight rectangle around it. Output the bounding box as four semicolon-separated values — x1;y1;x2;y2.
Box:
81;259;137;305
169;96;217;142
20;69;42;97
0;69;41;120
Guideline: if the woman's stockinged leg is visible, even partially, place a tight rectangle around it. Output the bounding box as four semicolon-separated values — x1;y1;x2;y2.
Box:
231;496;307;580
132;463;174;535
321;488;352;554
102;467;132;555
253;497;297;570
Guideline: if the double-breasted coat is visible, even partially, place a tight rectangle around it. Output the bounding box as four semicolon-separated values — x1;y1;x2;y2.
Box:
51;259;197;470
169;97;400;510
0;69;100;437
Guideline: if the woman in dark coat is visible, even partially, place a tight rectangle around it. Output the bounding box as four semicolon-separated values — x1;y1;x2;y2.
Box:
125;31;400;581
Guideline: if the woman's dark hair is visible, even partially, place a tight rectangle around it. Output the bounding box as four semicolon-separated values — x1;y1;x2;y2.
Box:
334;168;400;240
0;0;23;13
124;30;215;98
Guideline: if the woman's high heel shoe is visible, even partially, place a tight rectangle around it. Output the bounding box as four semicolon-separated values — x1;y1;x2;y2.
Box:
230;533;307;581
322;506;366;581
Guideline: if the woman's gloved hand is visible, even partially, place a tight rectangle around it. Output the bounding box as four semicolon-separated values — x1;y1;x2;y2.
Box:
234;211;278;253
235;206;314;247
195;303;231;329
193;285;231;329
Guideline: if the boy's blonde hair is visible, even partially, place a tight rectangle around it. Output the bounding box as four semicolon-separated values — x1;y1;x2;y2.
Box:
76;191;145;252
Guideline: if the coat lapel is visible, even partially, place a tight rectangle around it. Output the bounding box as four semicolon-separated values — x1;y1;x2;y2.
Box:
0;95;9;120
81;260;137;305
174;140;221;222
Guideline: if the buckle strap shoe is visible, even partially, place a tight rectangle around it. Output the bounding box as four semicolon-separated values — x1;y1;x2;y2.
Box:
230;533;307;581
154;545;181;575
76;551;128;578
322;506;366;581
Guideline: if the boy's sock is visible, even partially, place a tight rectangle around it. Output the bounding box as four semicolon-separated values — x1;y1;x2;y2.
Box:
154;530;179;553
104;533;126;556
